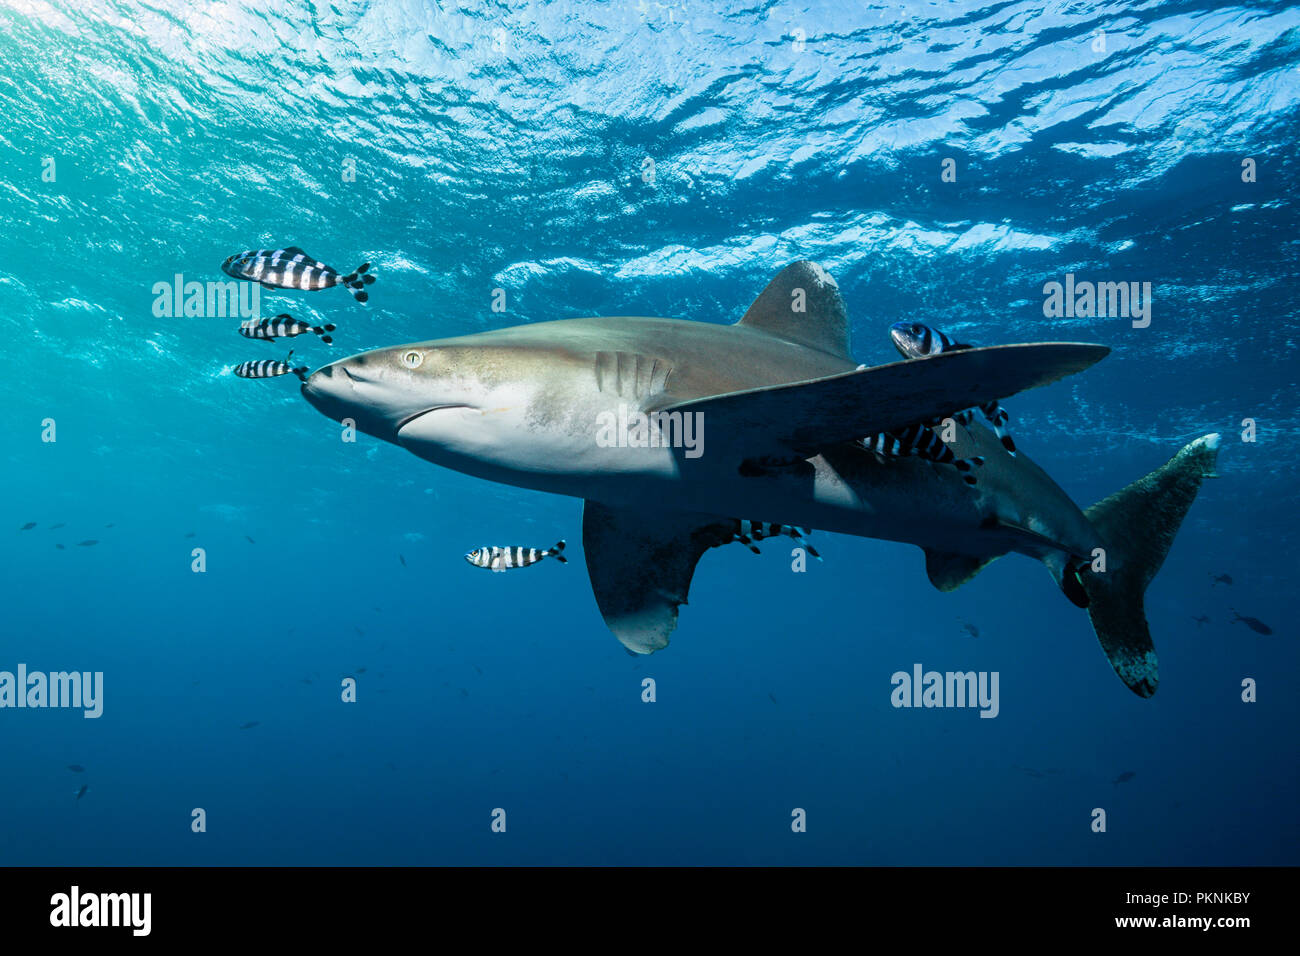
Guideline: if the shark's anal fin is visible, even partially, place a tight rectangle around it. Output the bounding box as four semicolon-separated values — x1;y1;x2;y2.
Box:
922;549;997;592
582;501;732;654
657;343;1110;459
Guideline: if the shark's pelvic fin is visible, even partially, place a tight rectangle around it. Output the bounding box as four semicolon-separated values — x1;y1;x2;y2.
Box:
583;501;736;654
1078;433;1222;698
923;548;999;591
736;260;852;359
658;343;1110;458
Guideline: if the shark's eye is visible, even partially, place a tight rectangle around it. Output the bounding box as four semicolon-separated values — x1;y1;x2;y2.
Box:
402;350;424;369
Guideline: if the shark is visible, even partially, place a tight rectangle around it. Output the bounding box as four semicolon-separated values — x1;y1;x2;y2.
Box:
301;261;1220;697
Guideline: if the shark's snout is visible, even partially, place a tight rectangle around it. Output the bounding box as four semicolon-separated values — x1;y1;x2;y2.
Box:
300;350;481;448
301;360;371;428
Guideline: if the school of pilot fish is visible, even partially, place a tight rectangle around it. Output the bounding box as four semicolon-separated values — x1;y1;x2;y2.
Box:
224;246;373;382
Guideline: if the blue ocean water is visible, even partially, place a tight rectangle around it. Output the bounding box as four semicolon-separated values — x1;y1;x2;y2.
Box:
1;0;1296;866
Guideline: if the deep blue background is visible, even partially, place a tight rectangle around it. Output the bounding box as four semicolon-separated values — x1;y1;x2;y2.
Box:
0;0;1295;864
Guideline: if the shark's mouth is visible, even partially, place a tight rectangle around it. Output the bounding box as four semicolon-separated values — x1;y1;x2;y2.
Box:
395;404;474;435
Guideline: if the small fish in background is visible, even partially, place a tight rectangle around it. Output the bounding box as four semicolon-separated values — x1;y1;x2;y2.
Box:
104;523;114;528
221;247;375;303
1192;614;1210;626
1113;771;1136;786
50;523;65;530
300;678;312;684
239;313;336;344
398;554;406;567
184;532;196;538
74;785;88;801
472;664;482;676
355;667;367;674
67;764;85;773
1231;609;1273;635
245;536;256;544
233;350;309;382
961;621;980;639
889;321;1019;456
459;688;469;697
466;540;567;572
1210;573;1233;586
238;721;259;730
19;522;35;530
768;692;779;706
55;544;65;550
77;540;98;547
354;625;365;636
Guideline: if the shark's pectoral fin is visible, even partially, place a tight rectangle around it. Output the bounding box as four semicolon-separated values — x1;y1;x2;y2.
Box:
922;548;998;592
582;501;732;654
657;343;1109;458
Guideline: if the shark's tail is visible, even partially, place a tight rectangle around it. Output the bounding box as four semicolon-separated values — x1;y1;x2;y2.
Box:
1075;433;1222;697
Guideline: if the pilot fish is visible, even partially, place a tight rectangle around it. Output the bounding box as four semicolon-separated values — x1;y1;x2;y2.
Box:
861;421;986;484
890;321;1018;455
720;520;822;560
221;247;375;303
233;350;309;382
466;540;567;572
239;313;335;344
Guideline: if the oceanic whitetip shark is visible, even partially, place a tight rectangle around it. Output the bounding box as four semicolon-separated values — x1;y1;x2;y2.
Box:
301;261;1220;697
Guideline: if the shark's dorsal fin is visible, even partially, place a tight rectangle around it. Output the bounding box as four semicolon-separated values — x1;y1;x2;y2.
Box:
736;261;852;359
661;343;1110;460
582;501;734;654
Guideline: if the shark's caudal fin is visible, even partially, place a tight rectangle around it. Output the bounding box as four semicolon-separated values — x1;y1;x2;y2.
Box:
1078;433;1222;697
735;260;853;359
582;501;736;654
657;342;1110;460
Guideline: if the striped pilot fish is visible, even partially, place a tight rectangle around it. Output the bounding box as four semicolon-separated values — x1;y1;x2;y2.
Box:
466;540;567;572
239;313;336;344
221;247;376;303
233;350;309;382
722;520;822;560
861;422;986;485
889;321;1018;455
